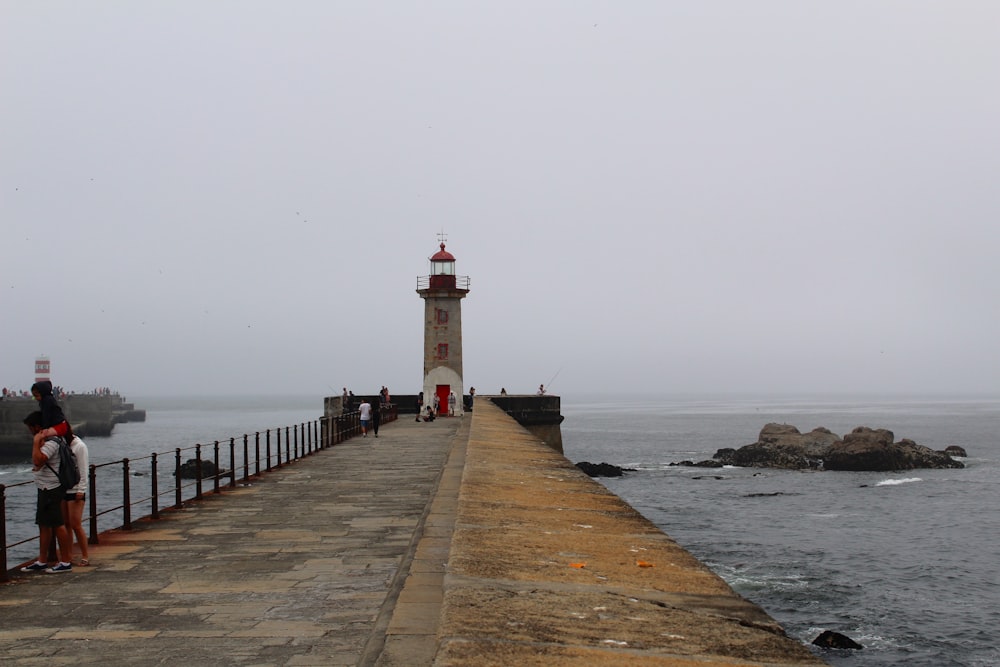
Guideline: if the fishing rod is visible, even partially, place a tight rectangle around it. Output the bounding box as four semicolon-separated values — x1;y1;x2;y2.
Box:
544;367;562;391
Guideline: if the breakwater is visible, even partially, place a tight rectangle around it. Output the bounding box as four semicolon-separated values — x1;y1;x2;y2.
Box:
0;394;146;461
1;397;824;665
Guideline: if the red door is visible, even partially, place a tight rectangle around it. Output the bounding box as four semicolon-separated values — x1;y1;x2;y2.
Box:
436;385;450;417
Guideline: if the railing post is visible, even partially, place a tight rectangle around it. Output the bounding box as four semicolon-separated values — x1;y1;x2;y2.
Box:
122;458;132;530
229;437;236;488
276;428;282;467
294;424;299;460
174;448;183;509
151;454;160;520
88;464;99;543
195;443;203;500
255;432;261;476
0;484;8;583
265;430;272;472
285;426;291;462
213;440;221;494
242;434;249;482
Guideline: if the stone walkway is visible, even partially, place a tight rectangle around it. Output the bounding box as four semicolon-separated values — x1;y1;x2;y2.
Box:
0;415;465;666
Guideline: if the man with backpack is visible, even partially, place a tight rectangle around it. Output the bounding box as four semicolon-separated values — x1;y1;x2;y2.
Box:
20;411;74;573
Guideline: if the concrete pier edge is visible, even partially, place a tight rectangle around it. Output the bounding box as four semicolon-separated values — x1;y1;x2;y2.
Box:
429;400;825;665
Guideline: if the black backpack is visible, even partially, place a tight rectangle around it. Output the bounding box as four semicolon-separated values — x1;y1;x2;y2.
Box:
45;437;81;491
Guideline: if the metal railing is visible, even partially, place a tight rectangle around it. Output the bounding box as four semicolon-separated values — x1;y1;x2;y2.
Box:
0;404;398;581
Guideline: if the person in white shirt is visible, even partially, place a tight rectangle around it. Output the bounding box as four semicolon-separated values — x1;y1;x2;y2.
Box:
358;399;372;437
63;429;90;566
20;411;74;573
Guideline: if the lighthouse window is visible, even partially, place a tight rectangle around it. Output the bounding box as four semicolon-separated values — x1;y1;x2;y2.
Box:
437;309;449;325
437;343;449;359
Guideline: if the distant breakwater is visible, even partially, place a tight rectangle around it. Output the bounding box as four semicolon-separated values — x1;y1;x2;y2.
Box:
0;394;146;461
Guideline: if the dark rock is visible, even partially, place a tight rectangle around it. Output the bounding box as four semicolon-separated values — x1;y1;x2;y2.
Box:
576;461;624;477
943;445;968;457
812;630;863;650
670;459;723;468
176;458;220;479
712;423;836;470
710;423;965;472
824;429;964;471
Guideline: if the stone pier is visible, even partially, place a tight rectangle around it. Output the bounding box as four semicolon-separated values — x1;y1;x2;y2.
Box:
1;399;825;666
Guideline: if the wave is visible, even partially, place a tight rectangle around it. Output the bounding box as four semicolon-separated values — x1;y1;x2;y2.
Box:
876;477;923;486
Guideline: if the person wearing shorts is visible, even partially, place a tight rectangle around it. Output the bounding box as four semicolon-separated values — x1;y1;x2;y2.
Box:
21;411;74;573
358;398;371;437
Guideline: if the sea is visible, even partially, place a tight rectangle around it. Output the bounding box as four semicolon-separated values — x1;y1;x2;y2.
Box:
2;392;997;666
561;393;1000;667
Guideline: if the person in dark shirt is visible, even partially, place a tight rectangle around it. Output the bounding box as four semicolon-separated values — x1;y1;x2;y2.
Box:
30;381;69;450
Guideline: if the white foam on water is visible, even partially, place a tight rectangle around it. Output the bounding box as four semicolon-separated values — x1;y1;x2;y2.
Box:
875;477;922;486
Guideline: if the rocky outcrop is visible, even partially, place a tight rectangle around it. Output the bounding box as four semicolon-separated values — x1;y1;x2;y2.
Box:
176;458;221;479
824;428;963;471
710;423;965;472
812;630;863;650
943;445;968;457
576;461;625;477
713;424;840;470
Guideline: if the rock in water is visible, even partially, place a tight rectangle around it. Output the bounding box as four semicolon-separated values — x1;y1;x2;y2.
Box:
576;461;624;477
812;630;863;650
711;424;966;471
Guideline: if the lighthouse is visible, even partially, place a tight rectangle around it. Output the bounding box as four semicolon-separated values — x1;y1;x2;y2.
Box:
34;355;51;384
417;237;470;416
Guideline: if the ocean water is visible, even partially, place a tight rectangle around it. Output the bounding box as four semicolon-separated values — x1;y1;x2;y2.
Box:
560;393;1000;667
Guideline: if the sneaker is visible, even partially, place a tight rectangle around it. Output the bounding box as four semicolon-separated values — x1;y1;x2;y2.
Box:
20;561;48;572
45;563;72;573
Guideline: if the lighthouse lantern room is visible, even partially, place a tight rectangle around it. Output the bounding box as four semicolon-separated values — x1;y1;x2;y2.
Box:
417;237;470;416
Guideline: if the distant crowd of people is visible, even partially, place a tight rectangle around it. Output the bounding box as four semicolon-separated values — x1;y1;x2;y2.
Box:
2;386;120;400
341;384;551;426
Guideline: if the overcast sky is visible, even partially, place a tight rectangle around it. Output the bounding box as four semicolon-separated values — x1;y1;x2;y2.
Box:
2;2;998;398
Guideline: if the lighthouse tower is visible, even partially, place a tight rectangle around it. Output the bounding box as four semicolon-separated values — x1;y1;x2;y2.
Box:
34;355;51;384
417;237;470;416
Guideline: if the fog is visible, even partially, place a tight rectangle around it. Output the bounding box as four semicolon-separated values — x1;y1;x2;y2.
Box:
3;2;998;398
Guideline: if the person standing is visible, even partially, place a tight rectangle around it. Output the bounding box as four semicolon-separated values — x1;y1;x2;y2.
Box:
30;380;70;451
358;398;371;437
371;397;381;438
433;393;440;415
63;427;90;566
448;391;457;417
20;411;74;573
415;392;423;422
